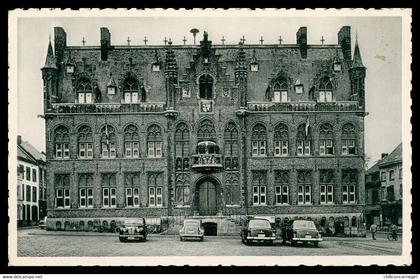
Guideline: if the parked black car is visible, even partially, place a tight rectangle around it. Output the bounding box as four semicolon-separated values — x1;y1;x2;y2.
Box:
281;220;322;247
118;218;147;242
241;218;276;245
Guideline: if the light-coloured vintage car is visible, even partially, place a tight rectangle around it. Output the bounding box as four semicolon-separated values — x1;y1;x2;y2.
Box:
39;216;47;230
118;218;147;242
179;219;204;241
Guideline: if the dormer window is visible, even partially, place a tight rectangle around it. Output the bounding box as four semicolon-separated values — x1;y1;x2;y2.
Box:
250;62;259;72
333;62;342;72
152;63;161;72
66;64;75;74
295;79;304;94
76;78;93;104
318;76;333;103
106;76;117;95
123;76;140;104
272;78;288;103
204;57;209;64
107;86;116;95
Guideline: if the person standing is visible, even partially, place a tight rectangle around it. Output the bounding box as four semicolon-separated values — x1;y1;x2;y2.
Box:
370;223;378;240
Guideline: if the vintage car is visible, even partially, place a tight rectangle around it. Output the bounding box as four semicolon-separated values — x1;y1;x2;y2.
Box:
179;219;204;241
241;218;276;245
118;218;147;242
281;220;322;247
39;216;47;230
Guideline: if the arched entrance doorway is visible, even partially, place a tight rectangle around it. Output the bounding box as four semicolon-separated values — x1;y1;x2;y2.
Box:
195;177;220;216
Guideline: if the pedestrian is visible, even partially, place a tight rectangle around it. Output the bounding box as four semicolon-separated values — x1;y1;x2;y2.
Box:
370;223;377;240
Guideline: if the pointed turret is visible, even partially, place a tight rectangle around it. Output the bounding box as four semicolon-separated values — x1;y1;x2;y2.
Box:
165;40;178;74
164;40;178;109
43;39;57;69
352;37;365;69
234;42;248;108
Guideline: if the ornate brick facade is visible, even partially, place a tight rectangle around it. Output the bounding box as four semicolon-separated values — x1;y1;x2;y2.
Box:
42;26;367;235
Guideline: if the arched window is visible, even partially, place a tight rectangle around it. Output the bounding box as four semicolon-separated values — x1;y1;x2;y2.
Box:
124;125;139;158
77;125;93;159
175;123;190;171
76;77;94;104
101;125;117;158
147;124;163;158
197;119;216;140
318;76;333;102
342;123;357;155
225;173;240;205
123;76;142;104
272;77;288;103
199;74;213;99
175;173;190;206
251;124;267;157
319;123;334;156
54;126;70;159
224;122;239;170
296;123;311;156
274;123;289;156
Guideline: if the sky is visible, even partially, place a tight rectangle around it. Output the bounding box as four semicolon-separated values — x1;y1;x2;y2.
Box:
15;12;403;168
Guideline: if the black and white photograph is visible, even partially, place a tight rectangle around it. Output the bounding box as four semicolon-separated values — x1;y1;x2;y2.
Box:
7;8;412;266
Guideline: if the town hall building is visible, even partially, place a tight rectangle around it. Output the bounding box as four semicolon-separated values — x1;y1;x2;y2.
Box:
42;25;367;236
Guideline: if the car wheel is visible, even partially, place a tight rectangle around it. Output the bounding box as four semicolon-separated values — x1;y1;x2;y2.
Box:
119;236;125;242
313;242;319;248
246;239;251;245
291;240;296;246
200;237;204;241
267;240;274;246
180;236;183;241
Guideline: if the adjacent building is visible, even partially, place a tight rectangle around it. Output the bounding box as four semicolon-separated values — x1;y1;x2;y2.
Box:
365;143;403;228
17;136;47;227
42;26;367;235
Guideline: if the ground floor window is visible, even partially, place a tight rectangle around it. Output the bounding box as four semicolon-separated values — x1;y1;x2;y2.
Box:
125;187;140;207
297;170;312;205
102;188;116;207
56;188;70;208
252;171;267;205
225;172;240;205
320;170;334;204
79;188;94;208
175;173;191;206
342;170;357;204
148;172;163;207
274;170;289;204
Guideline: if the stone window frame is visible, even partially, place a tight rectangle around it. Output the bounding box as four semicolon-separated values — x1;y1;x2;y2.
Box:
54;126;70;159
225;172;240;206
175;122;190;171
318;76;334;103
224;122;239;170
147;124;163;158
272;77;289;103
148;172;164;207
175;173;191;207
274;123;289;157
198;74;214;100
124;125;140;158
78;173;94;208
389;170;395;181
32;186;37;203
342;170;357;204
251;123;267;157
341;123;357;155
319;123;335;156
32;168;37;183
296;123;311;156
319;170;335;204
55;174;70;208
274;170;289;205
76;77;94;104
122;76;142;104
297;170;312;205
77;125;93;159
124;172;140;207
252;170;267;206
197;119;217;141
101;173;117;208
100;125;117;159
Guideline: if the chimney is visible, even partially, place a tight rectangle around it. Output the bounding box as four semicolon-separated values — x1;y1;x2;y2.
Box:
296;27;307;59
54;27;67;65
381;153;389;159
17;135;22;145
338;26;351;63
100;27;111;61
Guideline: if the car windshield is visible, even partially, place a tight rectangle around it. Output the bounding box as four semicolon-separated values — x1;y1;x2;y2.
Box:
249;219;271;228
184;220;199;226
124;219;144;226
293;220;317;229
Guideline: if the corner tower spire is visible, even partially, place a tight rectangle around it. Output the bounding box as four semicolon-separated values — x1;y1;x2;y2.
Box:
349;33;366;109
234;42;248;108
165;40;178;109
43;39;57;69
352;35;365;68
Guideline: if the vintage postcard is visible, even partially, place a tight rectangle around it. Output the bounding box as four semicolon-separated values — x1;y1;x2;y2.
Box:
7;8;412;266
